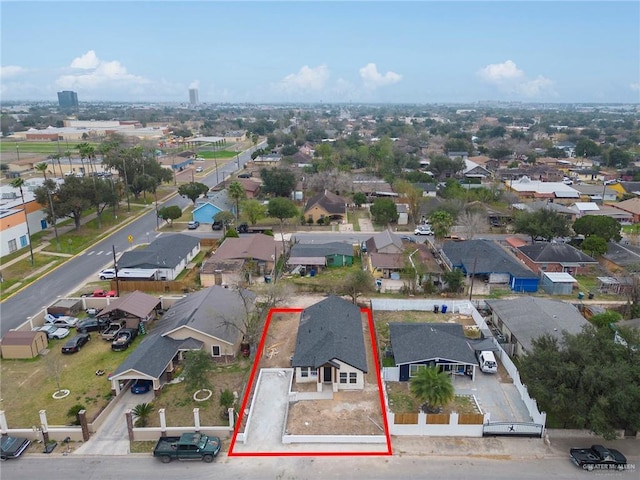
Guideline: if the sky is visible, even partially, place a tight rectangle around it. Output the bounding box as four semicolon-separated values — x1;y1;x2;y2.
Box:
1;1;639;104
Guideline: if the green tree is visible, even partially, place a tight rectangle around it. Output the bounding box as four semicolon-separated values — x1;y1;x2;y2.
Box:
183;349;213;393
606;147;632;168
429;210;454;240
11;178;34;264
214;210;235;233
442;268;465;293
429;155;464;179
575;138;601;158
581;235;608;257
131;402;154;427
353;192;367;208
267;197;298;256
573;216;621;243
513;209;571;243
35;162;49;181
519;326;640;438
370;198;398;225
241;199;266;225
260;167;296;197
338;269;375;304
410;366;455;413
228;181;246;221
178;182;209;205
590;310;622;329
157;205;182;226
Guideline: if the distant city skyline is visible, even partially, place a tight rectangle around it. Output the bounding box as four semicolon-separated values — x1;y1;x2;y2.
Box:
1;1;638;104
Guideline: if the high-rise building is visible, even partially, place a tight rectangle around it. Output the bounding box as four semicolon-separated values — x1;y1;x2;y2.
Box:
189;88;199;105
57;91;78;110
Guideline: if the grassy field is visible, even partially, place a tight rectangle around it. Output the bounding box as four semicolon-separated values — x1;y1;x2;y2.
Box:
0;141;101;156
0;333;144;427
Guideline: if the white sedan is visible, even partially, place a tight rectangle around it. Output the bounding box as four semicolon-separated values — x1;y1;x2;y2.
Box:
37;325;70;339
44;314;78;328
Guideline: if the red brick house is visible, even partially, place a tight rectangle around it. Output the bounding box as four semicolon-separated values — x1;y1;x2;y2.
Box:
515;243;597;276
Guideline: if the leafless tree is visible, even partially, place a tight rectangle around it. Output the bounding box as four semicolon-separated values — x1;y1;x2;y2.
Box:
458;210;487;240
305;169;352;195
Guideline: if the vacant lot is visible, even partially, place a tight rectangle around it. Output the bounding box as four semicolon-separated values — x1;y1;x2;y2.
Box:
0;333;137;427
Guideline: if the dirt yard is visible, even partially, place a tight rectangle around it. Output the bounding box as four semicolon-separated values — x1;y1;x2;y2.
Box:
251;308;386;436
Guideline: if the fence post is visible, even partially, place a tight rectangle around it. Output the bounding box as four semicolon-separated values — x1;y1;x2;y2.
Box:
125;410;134;442
78;409;90;441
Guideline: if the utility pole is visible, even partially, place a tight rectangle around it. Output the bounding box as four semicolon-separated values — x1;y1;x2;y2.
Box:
46;187;60;251
112;245;120;297
468;249;478;301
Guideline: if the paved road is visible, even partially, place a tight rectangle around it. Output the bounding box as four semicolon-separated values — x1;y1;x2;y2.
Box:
0;146;261;336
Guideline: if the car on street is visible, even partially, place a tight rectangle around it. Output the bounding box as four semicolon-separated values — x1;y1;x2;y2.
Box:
195;166;203;173
414;225;434;235
570;445;627;471
76;317;108;333
188;220;200;230
111;328;138;351
131;379;153;394
61;333;91;354
400;236;416;243
0;435;30;461
37;324;70;339
98;268;117;280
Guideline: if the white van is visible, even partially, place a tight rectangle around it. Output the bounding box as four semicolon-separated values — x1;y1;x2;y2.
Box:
477;351;498;374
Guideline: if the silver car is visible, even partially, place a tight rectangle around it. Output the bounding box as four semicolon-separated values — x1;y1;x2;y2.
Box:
37;324;70;339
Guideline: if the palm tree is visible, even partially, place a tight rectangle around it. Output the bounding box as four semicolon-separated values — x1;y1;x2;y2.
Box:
9;177;35;265
35;162;49;181
227;181;246;221
64;150;73;175
409;366;454;414
131;402;154;427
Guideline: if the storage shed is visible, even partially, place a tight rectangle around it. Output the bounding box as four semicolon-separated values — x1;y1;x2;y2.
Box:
1;330;48;359
540;271;577;295
47;298;82;317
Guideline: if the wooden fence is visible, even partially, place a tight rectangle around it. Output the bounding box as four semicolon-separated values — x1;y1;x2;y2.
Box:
110;280;190;294
393;413;418;425
458;413;485;425
426;414;450;425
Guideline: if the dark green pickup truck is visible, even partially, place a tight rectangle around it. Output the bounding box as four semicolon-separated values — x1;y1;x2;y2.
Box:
153;432;221;463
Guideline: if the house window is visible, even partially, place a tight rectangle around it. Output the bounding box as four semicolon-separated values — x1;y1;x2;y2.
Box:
211;345;221;357
300;367;310;378
8;239;17;253
339;372;348;383
349;372;357;384
19;235;27;248
409;364;427;377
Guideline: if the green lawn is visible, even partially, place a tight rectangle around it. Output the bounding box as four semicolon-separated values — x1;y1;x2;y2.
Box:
0;140;101;155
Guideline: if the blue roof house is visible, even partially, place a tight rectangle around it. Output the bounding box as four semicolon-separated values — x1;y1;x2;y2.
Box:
193;202;223;225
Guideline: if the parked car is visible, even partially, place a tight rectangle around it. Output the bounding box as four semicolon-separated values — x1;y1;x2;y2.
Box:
45;314;78;328
82;289;117;298
400;236;416;243
153;432;221;463
85;307;102;317
188;220;200;230
238;172;252;178
211;220;223;230
111;328;138;351
61;333;90;354
0;435;30;461
76;317;108;333
570;445;627;471
98;268;117;280
414;225;434;235
195;166;203;173
131;379;153;394
37;324;70;339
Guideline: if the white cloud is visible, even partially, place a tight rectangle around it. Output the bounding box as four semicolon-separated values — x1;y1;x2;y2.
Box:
189;80;200;89
56;50;149;90
478;60;554;98
359;63;402;89
70;51;100;69
631;82;640;92
0;65;28;79
275;65;329;93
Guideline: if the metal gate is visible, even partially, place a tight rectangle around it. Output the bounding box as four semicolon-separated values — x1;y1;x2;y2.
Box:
483;422;544;437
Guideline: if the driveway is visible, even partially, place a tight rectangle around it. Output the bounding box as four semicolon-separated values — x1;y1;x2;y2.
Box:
73;388;154;455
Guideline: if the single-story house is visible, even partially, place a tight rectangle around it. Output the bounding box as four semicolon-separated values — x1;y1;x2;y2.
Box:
1;330;48;359
485;297;590;357
288;241;354;273
515;242;597;276
389;323;478;381
200;234;282;287
192;202;224;225
512;201;578;223
507;177;580;204
303;190;347;224
368;252;405;279
96;290;162;328
117;234;200;280
610;197;640;223
540;271;577;295
291;296;368;392
109;286;254;395
442;239;539;293
572;184;617;203
600;241;640;274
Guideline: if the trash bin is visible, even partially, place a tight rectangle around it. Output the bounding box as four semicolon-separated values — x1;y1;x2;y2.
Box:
577;292;584;300
441;304;448;314
588;292;594;300
433;305;440;314
310;269;316;277
264;275;272;284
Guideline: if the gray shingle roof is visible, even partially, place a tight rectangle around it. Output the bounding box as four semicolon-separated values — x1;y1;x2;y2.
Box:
366;229;403;253
443;239;537;278
291;296;367;372
96;290;161;319
389;323;477;366
517;243;596;264
289;242;354;258
485;297;589;353
118;233;200;269
304;190;347;215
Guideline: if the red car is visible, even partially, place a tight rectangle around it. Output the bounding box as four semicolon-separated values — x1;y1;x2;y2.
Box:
92;289;117;297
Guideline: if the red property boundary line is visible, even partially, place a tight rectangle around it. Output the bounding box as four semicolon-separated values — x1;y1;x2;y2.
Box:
228;306;392;457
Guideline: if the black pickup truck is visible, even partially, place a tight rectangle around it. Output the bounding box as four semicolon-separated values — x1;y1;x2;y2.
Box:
570;444;627;471
153;432;221;463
